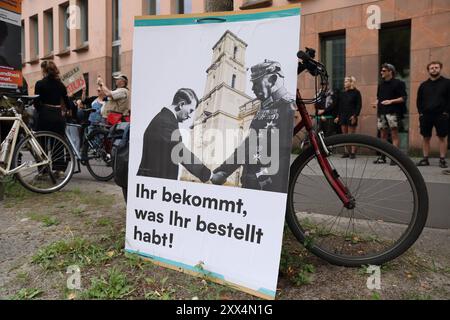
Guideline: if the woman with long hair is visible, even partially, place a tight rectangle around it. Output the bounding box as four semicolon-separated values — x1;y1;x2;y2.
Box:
34;60;71;176
34;60;71;135
335;76;362;158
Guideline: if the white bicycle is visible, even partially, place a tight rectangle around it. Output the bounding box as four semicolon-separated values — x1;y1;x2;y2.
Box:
0;95;75;194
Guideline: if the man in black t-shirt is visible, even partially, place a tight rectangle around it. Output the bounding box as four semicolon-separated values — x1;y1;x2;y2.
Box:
416;61;449;169
374;63;407;165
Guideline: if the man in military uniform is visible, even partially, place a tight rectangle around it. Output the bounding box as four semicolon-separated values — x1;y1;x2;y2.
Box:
211;60;295;193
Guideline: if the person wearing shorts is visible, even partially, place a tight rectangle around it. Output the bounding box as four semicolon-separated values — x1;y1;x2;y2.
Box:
374;63;407;165
416;61;450;168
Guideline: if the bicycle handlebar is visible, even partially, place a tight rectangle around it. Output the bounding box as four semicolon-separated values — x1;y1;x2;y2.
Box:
297;48;329;105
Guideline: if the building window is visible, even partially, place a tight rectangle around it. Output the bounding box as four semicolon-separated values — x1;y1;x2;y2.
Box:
29;15;39;59
320;34;346;91
240;0;272;10
177;0;192;14
44;9;54;55
60;2;70;51
79;0;89;44
21;20;25;62
231;74;236;89
146;0;160;15
83;73;89;96
233;46;238;60
379;23;411;85
206;0;233;12
112;0;122;76
379;22;411;150
112;45;121;75
113;0;121;42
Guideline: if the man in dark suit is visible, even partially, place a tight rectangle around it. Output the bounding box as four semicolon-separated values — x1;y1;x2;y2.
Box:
137;88;211;182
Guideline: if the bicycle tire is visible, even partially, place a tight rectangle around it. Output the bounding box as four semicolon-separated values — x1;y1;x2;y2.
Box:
12;131;75;194
82;129;114;182
286;134;428;267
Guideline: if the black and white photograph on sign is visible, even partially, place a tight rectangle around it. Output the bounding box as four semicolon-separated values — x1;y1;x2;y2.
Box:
136;30;296;194
0;20;21;70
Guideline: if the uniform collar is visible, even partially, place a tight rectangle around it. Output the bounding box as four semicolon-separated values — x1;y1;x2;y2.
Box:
261;87;288;109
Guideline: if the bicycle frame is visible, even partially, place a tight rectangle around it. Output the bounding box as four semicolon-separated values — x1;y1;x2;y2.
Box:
294;90;354;209
0;110;50;175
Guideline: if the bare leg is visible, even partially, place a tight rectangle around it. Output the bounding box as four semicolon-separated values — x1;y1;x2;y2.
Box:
341;125;349;154
349;126;357;154
391;128;400;149
380;129;388;142
439;136;448;159
423;137;431;158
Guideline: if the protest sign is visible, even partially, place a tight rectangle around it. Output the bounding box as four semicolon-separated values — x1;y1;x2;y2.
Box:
127;6;301;299
61;65;86;96
0;0;22;90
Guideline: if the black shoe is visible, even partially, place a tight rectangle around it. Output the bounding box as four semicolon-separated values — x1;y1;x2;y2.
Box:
350;153;356;159
440;158;448;169
416;158;430;166
373;156;386;164
342;153;350;159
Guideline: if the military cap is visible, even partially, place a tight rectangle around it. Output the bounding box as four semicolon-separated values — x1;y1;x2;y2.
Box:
250;60;285;81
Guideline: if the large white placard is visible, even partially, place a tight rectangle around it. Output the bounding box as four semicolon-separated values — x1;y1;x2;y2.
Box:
126;7;301;299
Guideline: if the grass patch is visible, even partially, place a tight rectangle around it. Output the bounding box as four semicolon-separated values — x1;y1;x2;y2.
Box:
82;268;135;299
2;177;33;201
28;213;60;227
403;292;432;300
71;207;86;216
97;217;113;227
32;237;114;271
370;291;382;300
293;264;315;286
15;271;31;284
10;288;43;300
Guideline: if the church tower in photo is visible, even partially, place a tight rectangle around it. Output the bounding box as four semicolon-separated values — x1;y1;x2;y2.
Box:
180;30;260;185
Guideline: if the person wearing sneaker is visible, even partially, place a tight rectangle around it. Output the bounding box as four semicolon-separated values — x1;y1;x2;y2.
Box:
335;76;362;159
417;61;450;169
375;63;407;166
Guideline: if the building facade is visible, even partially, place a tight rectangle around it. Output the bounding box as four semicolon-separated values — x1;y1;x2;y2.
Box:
21;0;450;151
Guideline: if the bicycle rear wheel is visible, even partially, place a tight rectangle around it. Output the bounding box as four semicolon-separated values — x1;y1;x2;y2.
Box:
286;134;428;267
12;131;75;194
83;129;114;181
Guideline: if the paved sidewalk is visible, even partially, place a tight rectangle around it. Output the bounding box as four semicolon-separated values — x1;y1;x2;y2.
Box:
409;157;450;229
290;154;450;229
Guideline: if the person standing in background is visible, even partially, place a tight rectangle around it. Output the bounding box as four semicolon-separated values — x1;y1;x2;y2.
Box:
97;74;130;121
416;61;449;169
34;61;70;137
335;76;362;159
374;63;407;165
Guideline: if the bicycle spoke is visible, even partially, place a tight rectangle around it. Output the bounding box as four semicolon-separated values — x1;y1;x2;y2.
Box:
287;136;426;266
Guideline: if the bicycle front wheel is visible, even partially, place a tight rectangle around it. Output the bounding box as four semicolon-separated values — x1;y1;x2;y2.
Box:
12;131;75;194
83;129;114;181
286;134;428;267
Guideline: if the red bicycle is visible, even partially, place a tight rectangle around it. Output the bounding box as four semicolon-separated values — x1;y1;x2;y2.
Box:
287;49;428;266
